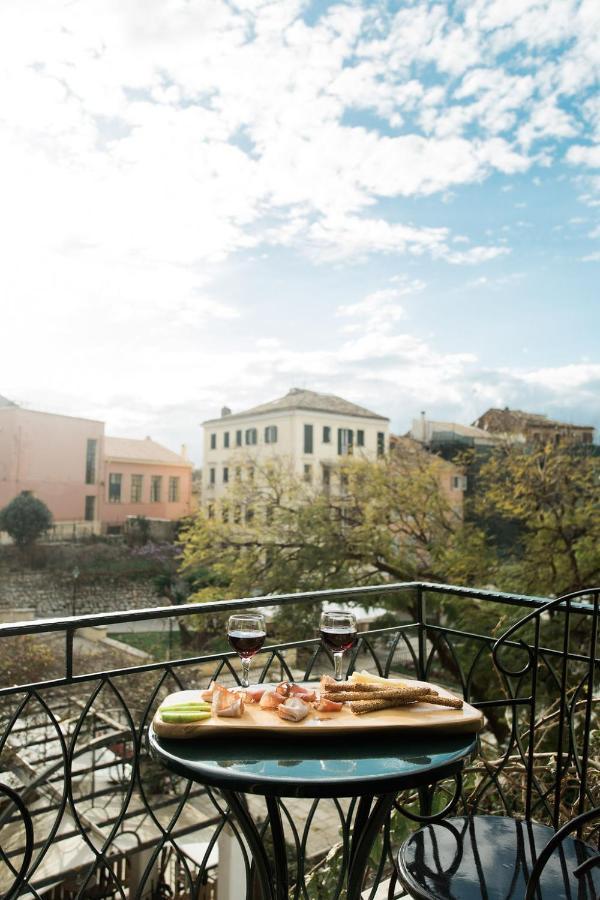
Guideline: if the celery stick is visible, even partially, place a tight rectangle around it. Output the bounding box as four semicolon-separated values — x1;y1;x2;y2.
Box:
160;702;211;711
159;710;211;723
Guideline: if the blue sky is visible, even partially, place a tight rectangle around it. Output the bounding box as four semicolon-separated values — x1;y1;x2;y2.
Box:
0;0;599;463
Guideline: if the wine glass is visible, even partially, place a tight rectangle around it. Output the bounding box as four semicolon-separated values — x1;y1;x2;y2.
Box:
227;613;267;687
320;609;357;682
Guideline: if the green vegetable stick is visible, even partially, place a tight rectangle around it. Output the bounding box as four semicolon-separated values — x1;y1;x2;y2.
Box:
160;702;211;710
159;710;212;723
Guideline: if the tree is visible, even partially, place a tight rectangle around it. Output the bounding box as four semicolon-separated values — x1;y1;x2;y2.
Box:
0;492;52;547
468;442;600;596
180;446;465;640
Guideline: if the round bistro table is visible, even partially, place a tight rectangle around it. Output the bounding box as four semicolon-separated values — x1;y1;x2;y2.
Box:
148;725;477;900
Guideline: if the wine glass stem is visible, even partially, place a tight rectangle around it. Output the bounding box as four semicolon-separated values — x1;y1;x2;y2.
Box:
333;651;344;682
241;657;251;688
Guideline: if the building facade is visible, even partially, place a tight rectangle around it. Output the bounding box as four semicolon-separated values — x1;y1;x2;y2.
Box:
0;404;105;534
103;437;193;530
202;388;390;507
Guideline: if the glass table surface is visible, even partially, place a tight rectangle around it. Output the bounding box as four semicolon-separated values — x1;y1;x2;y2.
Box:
148;726;477;798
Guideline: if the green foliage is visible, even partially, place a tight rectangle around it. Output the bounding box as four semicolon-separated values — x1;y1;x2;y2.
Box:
0;492;52;547
467;443;600;595
181;447;463;604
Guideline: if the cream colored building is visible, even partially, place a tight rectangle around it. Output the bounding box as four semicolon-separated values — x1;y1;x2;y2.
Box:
202;388;389;506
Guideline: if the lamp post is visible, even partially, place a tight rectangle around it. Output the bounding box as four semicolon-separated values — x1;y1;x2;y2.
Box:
71;566;80;618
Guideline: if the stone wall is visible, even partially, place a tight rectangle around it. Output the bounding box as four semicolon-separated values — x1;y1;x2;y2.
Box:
0;570;161;619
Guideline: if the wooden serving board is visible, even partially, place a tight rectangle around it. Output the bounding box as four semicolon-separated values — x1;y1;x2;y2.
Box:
152;680;484;740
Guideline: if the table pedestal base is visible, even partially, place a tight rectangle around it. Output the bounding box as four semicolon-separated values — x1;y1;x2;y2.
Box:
221;789;397;900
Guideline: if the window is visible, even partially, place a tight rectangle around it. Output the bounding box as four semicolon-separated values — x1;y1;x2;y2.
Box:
168;476;180;501
357;430;364;447
322;426;331;443
377;432;385;457
235;466;241;481
304;424;313;454
264;425;278;443
234;505;241;524
209;467;216;486
151;476;162;502
236;430;242;446
84;496;95;521
338;428;354;455
207;504;214;519
131;474;143;503
223;466;229;484
322;465;331;486
108;473;122;503
245;428;257;445
210;433;217;450
222;503;229;523
452;475;467;491
245;507;254;523
85;439;97;484
224;431;230;448
303;464;312;482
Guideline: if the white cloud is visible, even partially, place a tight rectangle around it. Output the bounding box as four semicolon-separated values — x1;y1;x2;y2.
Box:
567;145;600;168
0;0;599;455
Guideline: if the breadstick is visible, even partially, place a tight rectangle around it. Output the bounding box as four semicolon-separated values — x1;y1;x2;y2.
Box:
422;693;463;710
324;688;433;703
350;698;416;714
320;676;429;694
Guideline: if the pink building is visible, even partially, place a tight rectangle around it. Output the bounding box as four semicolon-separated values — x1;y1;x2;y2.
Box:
0;396;193;537
103;437;192;530
0;398;104;531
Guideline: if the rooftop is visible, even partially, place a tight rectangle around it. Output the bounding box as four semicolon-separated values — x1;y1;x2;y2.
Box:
104;436;191;466
204;388;389;424
473;407;595;433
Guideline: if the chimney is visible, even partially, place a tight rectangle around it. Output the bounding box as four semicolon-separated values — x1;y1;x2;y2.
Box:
180;444;188;460
145;435;152;441
221;406;231;417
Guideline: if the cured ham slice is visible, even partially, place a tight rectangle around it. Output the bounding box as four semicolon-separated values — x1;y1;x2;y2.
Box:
275;682;291;698
244;684;269;703
212;685;245;718
259;689;285;709
277;697;310;722
289;684;316;701
314;697;343;712
200;681;216;701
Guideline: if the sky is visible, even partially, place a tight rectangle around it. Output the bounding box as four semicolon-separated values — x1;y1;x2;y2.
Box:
0;0;599;466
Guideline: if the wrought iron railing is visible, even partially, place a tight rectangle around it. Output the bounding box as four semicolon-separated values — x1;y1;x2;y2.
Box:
0;582;598;899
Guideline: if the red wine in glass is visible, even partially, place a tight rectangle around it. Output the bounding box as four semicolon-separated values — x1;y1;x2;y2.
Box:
227;613;267;686
320;610;357;681
228;630;266;658
319;627;357;653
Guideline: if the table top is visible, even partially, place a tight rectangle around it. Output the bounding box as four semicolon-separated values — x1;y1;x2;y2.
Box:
148;726;477;798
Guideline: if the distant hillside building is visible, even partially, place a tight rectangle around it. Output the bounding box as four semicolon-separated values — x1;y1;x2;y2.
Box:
473;408;595;446
0;397;192;538
202;387;389;506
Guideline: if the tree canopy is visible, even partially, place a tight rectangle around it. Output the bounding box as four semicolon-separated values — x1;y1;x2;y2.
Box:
0;492;53;547
181;440;600;604
181;441;465;603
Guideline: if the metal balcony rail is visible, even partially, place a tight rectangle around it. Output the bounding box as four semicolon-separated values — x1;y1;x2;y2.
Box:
0;581;598;899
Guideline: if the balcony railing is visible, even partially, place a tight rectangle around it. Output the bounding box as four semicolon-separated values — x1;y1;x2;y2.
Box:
0;582;597;899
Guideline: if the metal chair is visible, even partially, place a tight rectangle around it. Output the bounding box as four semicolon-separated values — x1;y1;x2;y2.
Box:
396;587;600;899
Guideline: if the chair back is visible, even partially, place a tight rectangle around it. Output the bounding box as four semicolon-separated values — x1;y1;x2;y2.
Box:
491;587;599;829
